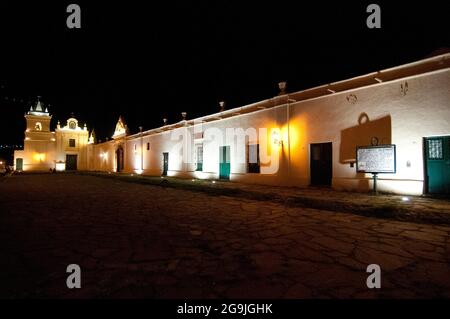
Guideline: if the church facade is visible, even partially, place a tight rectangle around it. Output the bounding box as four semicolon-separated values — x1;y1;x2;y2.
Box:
14;53;450;195
14;100;91;172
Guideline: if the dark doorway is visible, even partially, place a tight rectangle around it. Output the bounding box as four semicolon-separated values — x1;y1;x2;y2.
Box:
162;152;169;176
425;136;450;194
16;158;23;171
310;142;332;186
219;146;230;180
66;154;78;171
116;147;124;172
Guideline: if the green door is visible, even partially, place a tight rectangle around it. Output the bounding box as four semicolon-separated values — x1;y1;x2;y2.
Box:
162;152;169;176
219;146;230;180
16;158;23;171
116;147;124;172
425;137;450;194
66;155;78;171
196;145;203;171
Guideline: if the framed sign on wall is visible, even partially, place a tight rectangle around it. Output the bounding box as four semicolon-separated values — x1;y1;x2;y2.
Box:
356;144;396;174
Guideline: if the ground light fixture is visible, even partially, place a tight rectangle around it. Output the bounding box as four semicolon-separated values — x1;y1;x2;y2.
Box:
401;197;410;202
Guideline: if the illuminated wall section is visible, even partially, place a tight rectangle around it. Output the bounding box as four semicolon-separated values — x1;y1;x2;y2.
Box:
15;108;56;171
54;118;89;171
85;58;449;195
288;68;450;194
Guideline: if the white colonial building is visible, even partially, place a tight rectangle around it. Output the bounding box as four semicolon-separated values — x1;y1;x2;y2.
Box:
15;53;450;195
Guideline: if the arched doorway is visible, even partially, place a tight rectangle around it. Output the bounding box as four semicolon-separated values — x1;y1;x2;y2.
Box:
116;146;124;172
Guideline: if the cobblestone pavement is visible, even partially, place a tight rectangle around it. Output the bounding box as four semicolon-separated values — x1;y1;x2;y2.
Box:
215;179;450;218
87;172;450;225
0;174;449;298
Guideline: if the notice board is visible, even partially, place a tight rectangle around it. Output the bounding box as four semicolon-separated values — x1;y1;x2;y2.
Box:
356;145;396;173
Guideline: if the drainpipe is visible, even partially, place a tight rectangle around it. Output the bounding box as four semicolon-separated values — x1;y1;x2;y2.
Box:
181;112;188;174
139;126;143;172
286;94;297;181
287;95;291;178
279;81;291;179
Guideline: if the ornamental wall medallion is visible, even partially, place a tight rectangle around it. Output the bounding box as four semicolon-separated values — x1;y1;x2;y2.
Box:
346;94;358;104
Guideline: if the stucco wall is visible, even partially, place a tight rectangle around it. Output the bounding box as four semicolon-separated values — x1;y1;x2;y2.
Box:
55;129;89;170
87;68;450;195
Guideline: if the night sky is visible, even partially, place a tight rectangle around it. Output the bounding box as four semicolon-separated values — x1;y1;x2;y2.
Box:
1;1;449;147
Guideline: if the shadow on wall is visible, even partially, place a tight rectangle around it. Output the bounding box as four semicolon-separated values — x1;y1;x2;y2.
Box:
340;113;392;190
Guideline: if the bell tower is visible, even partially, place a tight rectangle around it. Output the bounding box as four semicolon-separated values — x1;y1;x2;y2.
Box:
14;97;56;171
25;97;52;135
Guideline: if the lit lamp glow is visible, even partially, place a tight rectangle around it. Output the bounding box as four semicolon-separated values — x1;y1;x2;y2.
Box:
33;153;45;162
134;154;141;172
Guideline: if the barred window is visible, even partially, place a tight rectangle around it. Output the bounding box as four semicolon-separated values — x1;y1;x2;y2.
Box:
428;139;443;160
196;145;203;171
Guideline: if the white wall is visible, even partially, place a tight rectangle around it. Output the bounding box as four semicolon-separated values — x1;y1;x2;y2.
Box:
87;68;450;195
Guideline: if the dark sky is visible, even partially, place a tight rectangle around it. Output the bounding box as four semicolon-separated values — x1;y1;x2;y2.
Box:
1;1;449;145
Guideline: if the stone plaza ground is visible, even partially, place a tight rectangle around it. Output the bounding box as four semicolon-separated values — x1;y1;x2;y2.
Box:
0;173;449;298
